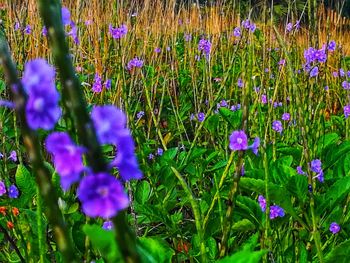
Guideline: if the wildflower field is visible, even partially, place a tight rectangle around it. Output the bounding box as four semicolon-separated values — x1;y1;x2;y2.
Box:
0;0;350;262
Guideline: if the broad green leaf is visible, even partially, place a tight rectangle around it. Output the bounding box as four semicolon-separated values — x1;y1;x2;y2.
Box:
204;114;220;134
12;165;36;208
135;181;151;204
232;219;256;232
138;237;175;263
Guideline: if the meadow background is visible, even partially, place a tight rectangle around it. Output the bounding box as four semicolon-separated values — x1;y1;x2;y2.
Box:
0;0;350;262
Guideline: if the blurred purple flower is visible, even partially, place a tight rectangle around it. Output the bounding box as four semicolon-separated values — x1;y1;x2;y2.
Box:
329;222;340;234
270;205;285;219
258;195;266;211
137;111;144;119
8;151;17;162
286;22;293;32
91;105;127;145
45;132;85;190
184;33;192;42
104;79;111;90
197;112;205;122
272;120;283;133
24;25;31;34
77;172;129;219
342;81;350;90
297;166;305;175
127;57;144;71
309;66;319;77
109;24;128;39
237;78;244;88
198;39;211;59
344;105;350;119
14;22;20;31
248;137;260;155
233;27;241;37
282;113;290;121
328;40;336;51
92;73;103;93
229;130;248;151
156;148;163;156
42;26;47;36
261;94;267;104
8;185;19;198
154;47;161;53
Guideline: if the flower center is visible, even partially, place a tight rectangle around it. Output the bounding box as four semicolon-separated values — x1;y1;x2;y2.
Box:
97;186;109;197
237;138;243;144
33;98;44;111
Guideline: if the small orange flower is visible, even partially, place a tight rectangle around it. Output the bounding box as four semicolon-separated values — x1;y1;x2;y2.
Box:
0;206;6;216
12;207;19;217
7;221;14;229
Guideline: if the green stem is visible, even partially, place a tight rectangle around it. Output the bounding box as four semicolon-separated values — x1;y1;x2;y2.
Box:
36;186;45;263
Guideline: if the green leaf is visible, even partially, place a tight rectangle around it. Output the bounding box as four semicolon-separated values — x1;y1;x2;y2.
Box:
83;224;121;262
204;114;219;134
232;219;256;232
135;181;151;204
206;237;218;259
219;108;242;129
318;177;350;215
286;175;308;204
325;240;350;263
317;133;340;156
12;165;36;208
138;237;175;263
324;141;350;170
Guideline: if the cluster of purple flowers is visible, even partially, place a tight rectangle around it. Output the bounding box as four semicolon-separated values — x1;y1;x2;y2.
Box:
229;130;260;155
0;150;17;162
258;195;285;219
242;19;256;32
272;120;283;134
92;73;111;93
109;24;128;39
0;181;19;198
198;38;211;59
310;159;324;182
127;57;144;71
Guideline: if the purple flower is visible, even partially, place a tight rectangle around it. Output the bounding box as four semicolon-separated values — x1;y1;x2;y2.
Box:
328;40;336;51
148;153;154;160
342;81;350;90
220;100;228;107
310;159;322;173
112;129;143;181
272;120;283;133
282;113;290;121
344;105;350;119
137;111;144;119
248;137;260;155
198;39;211;59
42;26;48;36
104;79;111;90
8;185;19;198
297;166;306;175
286;22;293;32
242;19;256;32
22;59;61;130
68;22;79;44
258;195;266;211
61;7;71;26
156;148;163;156
310;66;319;77
329;222;340;234
46;132;85;190
24;25;31;35
92;73;103;93
261;94;267;104
154;47;161;53
8;151;17;162
102;221;114;230
333;71;339;78
109;24;128;39
197;112;205;122
184;33;192;42
294;20;301;30
339;68;345;77
14;22;20;31
91;105;127;145
127;57;144;71
0;181;6;196
237;78;244;88
233;27;241;37
229;130;248;151
270;205;285;219
77;172;129;219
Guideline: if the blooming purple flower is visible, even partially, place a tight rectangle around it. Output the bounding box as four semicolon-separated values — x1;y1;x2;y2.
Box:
91;105;127;145
127;57;144;71
154;47;161;53
261;94;267;104
242;19;256;32
282;113;290;121
198;39;211;59
297;166;305;175
46;132;85;190
8;151;17;162
109;24;128;39
42;26;48;36
233;27;241;37
156;148;163;156
197;112;205;122
0;181;6;196
102;221;114;230
14;22;20;31
229;130;248;151
77;172;129;219
339;68;345;77
294;20;301;30
329;222;340;234
220;100;228;107
328;40;336;51
272;120;283;133
22;59;61;130
104;79;111;90
136;111;145;119
68;22;79;44
310;159;322;173
148;153;154;160
24;25;31;34
342;81;350;90
92;73;103;93
344;105;350;119
309;66;319;77
8;185;19;198
286;22;293;32
270;205;285;219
